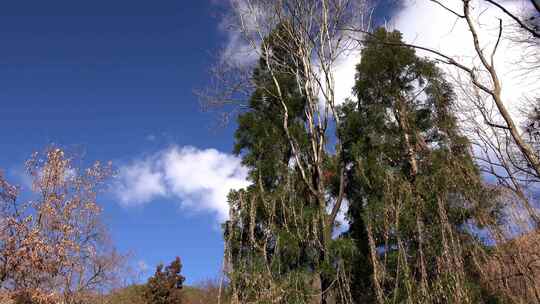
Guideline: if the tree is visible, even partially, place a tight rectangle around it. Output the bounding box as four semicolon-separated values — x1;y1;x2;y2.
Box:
0;147;121;304
144;257;185;304
209;1;370;303
344;0;540;182
426;0;540;180
338;28;502;303
223;21;358;303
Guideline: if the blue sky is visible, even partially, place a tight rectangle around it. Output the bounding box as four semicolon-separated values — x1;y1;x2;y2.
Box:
1;0;532;286
0;0;239;284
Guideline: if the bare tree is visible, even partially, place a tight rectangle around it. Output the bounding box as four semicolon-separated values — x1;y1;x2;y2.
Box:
426;0;540;179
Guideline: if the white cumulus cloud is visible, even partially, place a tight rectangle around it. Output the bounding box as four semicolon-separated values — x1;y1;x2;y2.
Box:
115;146;250;221
116;159;166;205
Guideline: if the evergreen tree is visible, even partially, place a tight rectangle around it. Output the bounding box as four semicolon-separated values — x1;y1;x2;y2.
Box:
224;23;355;304
339;28;502;303
144;257;185;304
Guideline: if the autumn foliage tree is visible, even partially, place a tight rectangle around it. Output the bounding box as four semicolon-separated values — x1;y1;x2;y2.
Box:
0;147;121;304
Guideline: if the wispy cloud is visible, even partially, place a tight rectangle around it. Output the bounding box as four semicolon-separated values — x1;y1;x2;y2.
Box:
115;146;249;221
215;0;266;66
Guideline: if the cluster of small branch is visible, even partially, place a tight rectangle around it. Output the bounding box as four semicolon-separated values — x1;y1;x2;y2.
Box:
0;147;125;304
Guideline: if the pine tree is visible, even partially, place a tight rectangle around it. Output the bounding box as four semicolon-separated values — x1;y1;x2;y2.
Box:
225;23;316;303
339;28;502;303
144;257;185;304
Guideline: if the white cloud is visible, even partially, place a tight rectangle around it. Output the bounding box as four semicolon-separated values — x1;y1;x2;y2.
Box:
216;0;267;66
390;0;539;118
220;31;259;66
161;146;250;220
327;49;362;106
116;158;166;205
115;146;250;221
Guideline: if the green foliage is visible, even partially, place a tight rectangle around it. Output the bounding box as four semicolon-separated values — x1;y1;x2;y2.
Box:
338;28;503;303
233;23;308;189
225;23;508;303
224;23;354;303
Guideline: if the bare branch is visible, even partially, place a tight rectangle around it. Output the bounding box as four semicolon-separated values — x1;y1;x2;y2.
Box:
485;0;540;39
